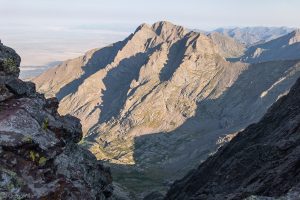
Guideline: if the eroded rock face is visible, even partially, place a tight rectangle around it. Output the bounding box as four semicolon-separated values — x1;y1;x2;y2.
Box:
0;42;113;199
165;77;300;199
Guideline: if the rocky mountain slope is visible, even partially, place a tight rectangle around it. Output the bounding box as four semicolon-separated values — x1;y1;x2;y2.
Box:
166;75;300;200
207;32;245;58
33;21;300;196
214;26;294;46
0;42;113;199
239;29;300;63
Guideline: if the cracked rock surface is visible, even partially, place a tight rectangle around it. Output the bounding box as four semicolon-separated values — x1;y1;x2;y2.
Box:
0;41;113;199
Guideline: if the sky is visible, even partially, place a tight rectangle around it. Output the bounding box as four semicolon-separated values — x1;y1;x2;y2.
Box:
0;0;299;67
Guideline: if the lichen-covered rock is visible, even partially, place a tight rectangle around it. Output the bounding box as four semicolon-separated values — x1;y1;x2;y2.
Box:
0;42;113;199
0;42;21;77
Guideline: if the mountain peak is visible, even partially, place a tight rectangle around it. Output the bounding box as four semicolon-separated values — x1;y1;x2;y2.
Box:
284;29;300;45
290;28;300;38
151;21;176;29
292;28;300;34
151;21;188;41
133;21;188;42
134;23;151;33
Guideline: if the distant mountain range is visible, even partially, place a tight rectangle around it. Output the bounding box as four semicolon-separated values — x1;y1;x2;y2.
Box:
239;29;300;63
33;21;300;198
214;26;295;46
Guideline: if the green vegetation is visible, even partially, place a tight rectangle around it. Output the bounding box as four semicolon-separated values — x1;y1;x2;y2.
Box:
42;118;49;130
38;157;47;166
29;151;38;162
22;136;33;143
2;58;18;74
29;151;47;166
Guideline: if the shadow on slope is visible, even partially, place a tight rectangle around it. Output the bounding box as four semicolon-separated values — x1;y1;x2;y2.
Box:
81;44;163;130
97;45;161;124
166;73;300;200
55;40;125;100
103;59;300;197
159;37;187;82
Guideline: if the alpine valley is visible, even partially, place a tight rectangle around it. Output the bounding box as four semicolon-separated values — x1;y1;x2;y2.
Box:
32;21;300;198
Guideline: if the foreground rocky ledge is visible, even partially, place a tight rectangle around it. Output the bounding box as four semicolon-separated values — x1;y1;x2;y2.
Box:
0;42;113;199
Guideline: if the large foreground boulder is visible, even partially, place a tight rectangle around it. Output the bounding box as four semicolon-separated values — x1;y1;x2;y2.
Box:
0;42;113;199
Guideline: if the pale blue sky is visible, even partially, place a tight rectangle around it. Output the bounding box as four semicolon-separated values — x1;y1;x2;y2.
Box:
0;0;299;66
1;0;299;30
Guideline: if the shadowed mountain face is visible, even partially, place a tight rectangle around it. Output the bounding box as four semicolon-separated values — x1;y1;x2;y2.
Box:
165;76;300;200
33;22;300;197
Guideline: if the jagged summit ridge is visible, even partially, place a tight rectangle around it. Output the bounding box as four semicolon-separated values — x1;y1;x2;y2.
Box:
134;21;188;42
151;21;188;41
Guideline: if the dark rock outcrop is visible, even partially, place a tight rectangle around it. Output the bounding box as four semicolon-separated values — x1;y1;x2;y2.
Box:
0;41;21;77
0;42;113;199
166;76;300;199
144;191;164;200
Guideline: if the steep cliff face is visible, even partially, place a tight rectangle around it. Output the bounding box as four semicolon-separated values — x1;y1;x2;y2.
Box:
166;77;300;200
0;42;113;199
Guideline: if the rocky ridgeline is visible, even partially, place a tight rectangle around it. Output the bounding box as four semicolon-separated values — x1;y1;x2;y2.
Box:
0;42;113;199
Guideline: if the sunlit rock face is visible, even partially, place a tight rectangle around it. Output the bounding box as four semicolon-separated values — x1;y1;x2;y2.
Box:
33;22;300;196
